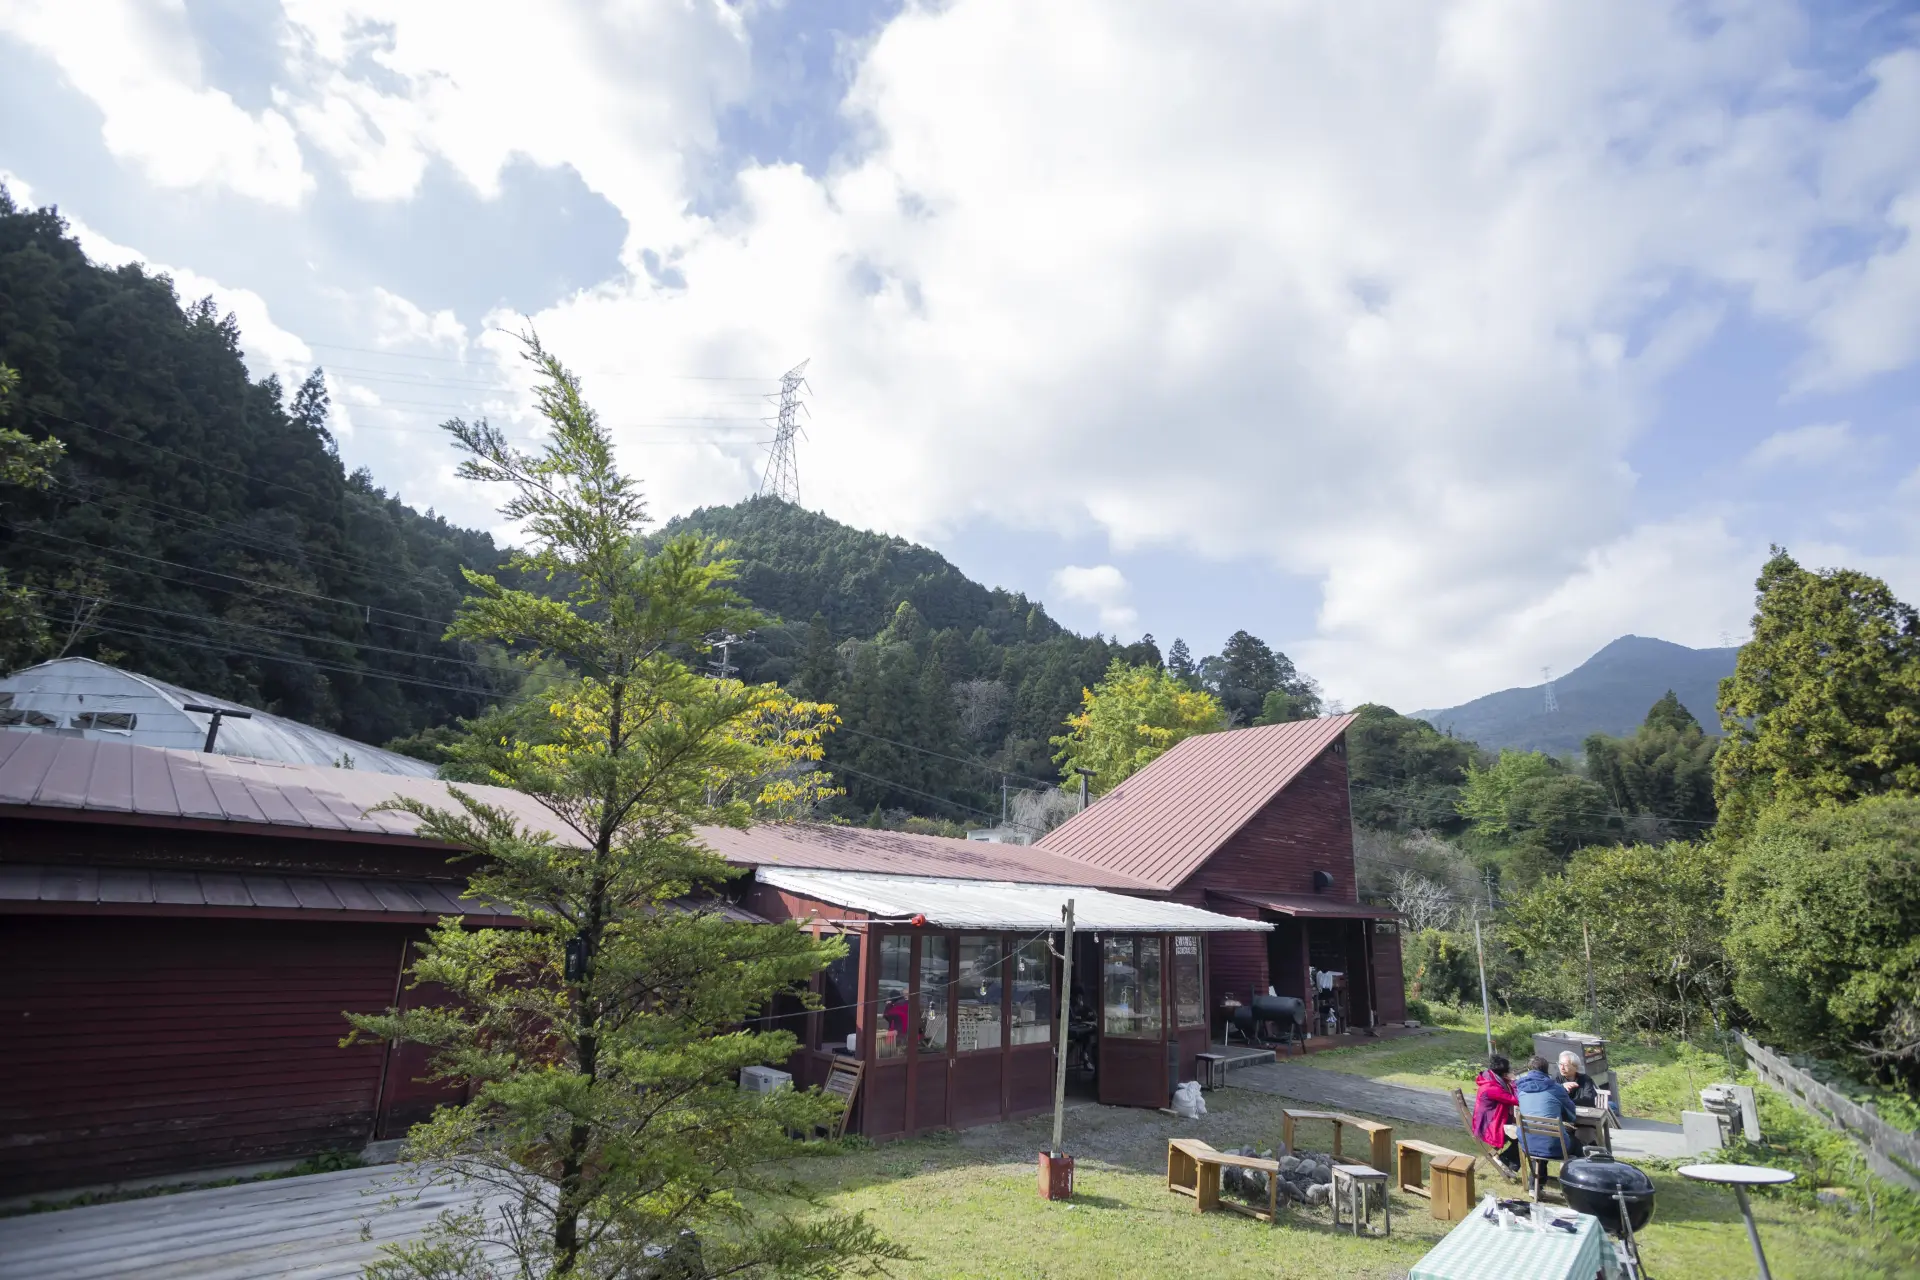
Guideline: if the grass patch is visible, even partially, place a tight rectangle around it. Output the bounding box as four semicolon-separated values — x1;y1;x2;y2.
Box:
784;1087;1919;1278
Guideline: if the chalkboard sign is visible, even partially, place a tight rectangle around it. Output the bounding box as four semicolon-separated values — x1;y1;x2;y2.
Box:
820;1058;864;1139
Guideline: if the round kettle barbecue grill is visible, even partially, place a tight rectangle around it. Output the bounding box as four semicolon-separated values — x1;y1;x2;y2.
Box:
1560;1152;1656;1233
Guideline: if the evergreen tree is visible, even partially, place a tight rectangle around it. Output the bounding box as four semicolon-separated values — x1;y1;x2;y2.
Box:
347;334;899;1279
1583;691;1716;829
1166;637;1196;684
1715;548;1920;836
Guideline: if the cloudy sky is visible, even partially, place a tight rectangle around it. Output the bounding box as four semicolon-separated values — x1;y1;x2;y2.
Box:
3;0;1917;711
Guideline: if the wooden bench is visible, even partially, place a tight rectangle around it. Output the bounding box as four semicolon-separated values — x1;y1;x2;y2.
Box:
1280;1109;1394;1173
1166;1138;1282;1224
1395;1139;1477;1221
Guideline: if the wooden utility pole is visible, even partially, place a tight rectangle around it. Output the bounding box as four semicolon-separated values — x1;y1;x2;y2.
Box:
1051;899;1075;1154
1474;918;1494;1057
1583;922;1598;1032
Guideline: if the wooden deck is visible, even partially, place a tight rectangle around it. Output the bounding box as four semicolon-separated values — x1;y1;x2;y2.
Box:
0;1165;495;1280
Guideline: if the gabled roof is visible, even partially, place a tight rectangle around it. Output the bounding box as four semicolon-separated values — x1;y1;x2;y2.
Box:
693;823;1149;888
0;733;1152;890
1035;714;1356;891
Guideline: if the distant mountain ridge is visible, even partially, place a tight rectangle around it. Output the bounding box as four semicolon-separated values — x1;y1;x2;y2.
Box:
1415;635;1737;755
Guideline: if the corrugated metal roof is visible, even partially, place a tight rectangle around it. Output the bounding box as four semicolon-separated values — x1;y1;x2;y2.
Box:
1208;889;1401;919
754;868;1273;933
1035;715;1356;891
0;658;440;777
696;822;1150;889
0;729;567;842
0;735;1149;892
0;862;514;920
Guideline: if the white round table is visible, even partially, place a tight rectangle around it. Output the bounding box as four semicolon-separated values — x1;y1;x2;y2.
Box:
1677;1164;1795;1280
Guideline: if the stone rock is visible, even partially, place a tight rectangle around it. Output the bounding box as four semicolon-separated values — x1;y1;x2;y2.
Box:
1305;1182;1331;1207
1278;1156;1300;1175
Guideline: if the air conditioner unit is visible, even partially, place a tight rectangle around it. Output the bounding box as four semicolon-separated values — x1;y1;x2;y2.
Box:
740;1066;793;1095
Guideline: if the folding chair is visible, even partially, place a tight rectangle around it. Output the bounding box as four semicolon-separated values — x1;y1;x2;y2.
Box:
1516;1114;1577;1201
1450;1088;1519;1183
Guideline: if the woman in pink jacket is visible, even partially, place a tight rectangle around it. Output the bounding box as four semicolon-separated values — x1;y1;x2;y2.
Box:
1472;1054;1522;1175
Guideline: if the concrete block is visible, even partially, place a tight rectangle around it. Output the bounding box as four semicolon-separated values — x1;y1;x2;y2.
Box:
1730;1085;1761;1141
1681;1110;1724;1155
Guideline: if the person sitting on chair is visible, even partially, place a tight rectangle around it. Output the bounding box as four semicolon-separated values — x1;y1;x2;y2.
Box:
1556;1050;1598;1107
1472;1054;1522;1176
1516;1054;1583;1177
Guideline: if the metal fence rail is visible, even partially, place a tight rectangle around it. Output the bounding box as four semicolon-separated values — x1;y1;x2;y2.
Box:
1737;1032;1920;1193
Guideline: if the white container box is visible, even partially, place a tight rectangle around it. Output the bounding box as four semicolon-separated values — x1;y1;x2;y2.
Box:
740;1066;793;1094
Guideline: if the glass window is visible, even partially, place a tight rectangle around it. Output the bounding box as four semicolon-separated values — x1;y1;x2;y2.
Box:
956;936;1003;1052
820;934;862;1055
1009;935;1053;1045
1103;935;1163;1039
1173;935;1204;1028
877;935;911;1059
71;711;137;731
916;935;951;1055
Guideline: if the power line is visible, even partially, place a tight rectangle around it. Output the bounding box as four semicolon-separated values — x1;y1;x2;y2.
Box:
832;724;1062;793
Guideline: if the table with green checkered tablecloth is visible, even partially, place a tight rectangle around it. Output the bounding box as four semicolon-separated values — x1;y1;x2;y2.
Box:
1409;1204;1622;1280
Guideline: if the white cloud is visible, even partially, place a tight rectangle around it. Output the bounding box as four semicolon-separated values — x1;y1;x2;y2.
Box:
1051;564;1138;634
1746;421;1856;470
0;0;310;205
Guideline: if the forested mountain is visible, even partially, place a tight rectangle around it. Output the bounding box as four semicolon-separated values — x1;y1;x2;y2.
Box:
1416;635;1738;754
655;496;1165;824
0;189;513;744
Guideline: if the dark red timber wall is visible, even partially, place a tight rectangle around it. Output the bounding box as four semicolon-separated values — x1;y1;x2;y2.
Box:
0;916;414;1196
1167;744;1362;1002
1370;922;1407;1023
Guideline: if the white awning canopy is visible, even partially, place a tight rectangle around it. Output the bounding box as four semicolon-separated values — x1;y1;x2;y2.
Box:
755;868;1273;933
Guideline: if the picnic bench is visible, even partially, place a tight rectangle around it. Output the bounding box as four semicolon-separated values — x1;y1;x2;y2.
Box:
1166;1138;1283;1224
1395;1139;1477;1221
1281;1108;1394;1173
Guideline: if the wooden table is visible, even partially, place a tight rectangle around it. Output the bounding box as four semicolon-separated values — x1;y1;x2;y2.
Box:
1282;1108;1394;1173
1574;1105;1614;1155
1166;1138;1282;1224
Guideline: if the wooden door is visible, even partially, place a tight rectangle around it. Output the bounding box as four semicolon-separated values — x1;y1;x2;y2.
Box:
1097;934;1170;1108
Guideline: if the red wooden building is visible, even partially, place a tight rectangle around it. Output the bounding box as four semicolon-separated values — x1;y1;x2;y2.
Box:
1037;713;1407;1032
0;713;1399;1194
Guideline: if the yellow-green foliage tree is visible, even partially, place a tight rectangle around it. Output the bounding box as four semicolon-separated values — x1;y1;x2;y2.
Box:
347;335;901;1280
1051;658;1226;793
1716;548;1920;837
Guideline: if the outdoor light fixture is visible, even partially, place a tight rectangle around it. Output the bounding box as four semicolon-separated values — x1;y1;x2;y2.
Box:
181;703;252;753
909;914;927;927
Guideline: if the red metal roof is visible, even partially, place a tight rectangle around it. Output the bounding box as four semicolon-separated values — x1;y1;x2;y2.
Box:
0;732;1149;889
1035;715;1356;891
1208;889;1401;919
697;823;1150;888
0;862;516;922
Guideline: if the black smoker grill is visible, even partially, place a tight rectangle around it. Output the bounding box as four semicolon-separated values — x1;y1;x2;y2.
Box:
1230;995;1306;1047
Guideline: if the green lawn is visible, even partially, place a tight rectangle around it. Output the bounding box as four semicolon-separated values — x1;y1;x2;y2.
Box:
787;1085;1920;1278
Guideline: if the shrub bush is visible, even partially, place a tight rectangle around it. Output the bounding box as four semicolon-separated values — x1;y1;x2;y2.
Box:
1404;998;1434;1024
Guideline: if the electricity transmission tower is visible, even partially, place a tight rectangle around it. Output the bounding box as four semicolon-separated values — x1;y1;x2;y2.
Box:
1541;666;1559;715
758;359;811;503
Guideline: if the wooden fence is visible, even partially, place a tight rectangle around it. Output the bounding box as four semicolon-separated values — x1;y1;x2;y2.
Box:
1737;1032;1920;1193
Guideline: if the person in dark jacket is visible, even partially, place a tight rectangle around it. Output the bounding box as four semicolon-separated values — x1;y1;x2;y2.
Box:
1556;1050;1598;1107
1472;1054;1522;1175
1515;1054;1582;1190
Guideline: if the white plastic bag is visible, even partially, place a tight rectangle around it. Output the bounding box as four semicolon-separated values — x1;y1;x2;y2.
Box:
1172;1080;1207;1119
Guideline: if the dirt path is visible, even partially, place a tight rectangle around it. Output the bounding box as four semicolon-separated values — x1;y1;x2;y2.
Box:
1227;1060;1462;1127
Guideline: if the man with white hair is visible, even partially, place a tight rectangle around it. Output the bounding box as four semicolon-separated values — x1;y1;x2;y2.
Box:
1556;1050;1598;1108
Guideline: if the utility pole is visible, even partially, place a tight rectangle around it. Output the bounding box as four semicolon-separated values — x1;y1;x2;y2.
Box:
1001;776;1009;828
1051;899;1075;1156
183;703;252;753
707;633;743;681
1583;922;1599;1033
757;360;810;504
1074;767;1095;812
1474;917;1494;1058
